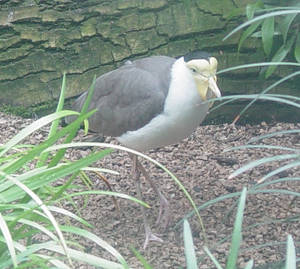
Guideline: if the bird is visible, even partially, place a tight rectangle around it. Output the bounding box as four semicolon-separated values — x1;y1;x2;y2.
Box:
68;51;221;249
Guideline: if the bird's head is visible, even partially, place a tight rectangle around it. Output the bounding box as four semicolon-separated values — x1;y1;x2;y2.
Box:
184;51;221;101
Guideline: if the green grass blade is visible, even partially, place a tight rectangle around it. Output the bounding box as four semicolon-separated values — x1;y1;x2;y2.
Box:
1;110;96;176
48;73;67;136
253;189;300;197
203;246;223;269
48;170;80;205
0;165;50;194
81;76;96;114
0;212;17;267
82;167;119;175
48;205;92;228
0;110;79;158
249;129;300;143
295;33;300;62
246;1;264;19
35;254;70;269
252;177;300;190
56;190;149;208
178;183;300;227
176;191;243;229
229;154;299;179
226;187;247;269
223;10;300;40
48;77;97;167
0;171;72;267
280;13;298;44
225;144;297;153
184;220;198;269
38;73;67;167
217;61;300;74
265;34;296;78
285;235;296;269
8;217;58;241
258;160;300;183
130;246;153;269
233;70;300;121
59;226;129;269
45;244;125;269
0;240;125;269
262;16;274;56
238;21;262;51
0;149;113;203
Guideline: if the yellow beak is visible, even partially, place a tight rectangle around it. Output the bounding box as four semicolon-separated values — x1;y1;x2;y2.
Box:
208;77;221;98
197;77;221;101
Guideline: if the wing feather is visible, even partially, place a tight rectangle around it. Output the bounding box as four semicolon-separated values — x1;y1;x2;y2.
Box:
71;56;175;137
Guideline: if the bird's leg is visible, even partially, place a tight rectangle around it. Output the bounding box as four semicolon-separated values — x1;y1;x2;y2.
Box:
131;154;163;249
136;159;170;230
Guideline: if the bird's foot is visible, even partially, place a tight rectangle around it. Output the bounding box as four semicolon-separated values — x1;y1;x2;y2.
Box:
143;225;163;249
156;195;170;230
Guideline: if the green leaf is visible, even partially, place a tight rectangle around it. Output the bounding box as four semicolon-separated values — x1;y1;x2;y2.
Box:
203;246;223;269
81;76;96;114
238;21;262;52
130;247;153;269
0;110;79;158
280;13;297;44
183;220;198;269
285;235;296;269
48;76;97;167
0;149;112;203
294;33;300;62
59;226;129;269
265;34;296;78
246;0;264;19
226;187;247;269
0;213;17;267
1;110;96;177
224;10;300;41
229;153;299;180
38;74;67;167
258;160;300;184
0;241;125;269
262;17;274;56
227;70;300;122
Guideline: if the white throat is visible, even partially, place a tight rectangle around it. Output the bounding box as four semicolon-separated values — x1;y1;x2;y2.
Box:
164;57;203;115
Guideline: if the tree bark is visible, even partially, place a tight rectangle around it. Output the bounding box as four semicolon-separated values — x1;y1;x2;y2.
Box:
0;0;298;123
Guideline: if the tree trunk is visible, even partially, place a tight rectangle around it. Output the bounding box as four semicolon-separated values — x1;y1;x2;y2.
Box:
0;0;298;123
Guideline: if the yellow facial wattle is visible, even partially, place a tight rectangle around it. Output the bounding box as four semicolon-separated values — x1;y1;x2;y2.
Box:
195;80;208;101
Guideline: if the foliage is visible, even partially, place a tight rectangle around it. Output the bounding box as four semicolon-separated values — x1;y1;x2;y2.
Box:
0;75;133;268
134;188;298;268
225;0;300;78
171;1;300;268
178;1;300;268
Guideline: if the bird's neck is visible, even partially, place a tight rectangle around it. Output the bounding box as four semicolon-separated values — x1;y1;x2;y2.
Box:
164;57;203;114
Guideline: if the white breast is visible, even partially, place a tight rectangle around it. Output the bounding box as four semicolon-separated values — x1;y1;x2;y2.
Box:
117;57;209;151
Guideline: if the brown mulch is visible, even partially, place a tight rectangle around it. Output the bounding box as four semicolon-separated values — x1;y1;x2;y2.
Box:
0;111;299;268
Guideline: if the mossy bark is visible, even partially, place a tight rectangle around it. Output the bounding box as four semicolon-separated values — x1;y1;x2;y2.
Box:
0;0;298;123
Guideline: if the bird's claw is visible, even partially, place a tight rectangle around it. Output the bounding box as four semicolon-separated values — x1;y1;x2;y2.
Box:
143;225;163;249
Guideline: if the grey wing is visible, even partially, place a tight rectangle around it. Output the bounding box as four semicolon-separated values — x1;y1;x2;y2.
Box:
71;60;172;137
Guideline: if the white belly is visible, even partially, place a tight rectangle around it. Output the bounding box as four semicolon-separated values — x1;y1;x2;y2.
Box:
117;101;209;151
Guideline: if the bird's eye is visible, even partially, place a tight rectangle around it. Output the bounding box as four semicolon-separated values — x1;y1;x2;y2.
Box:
191;68;197;73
